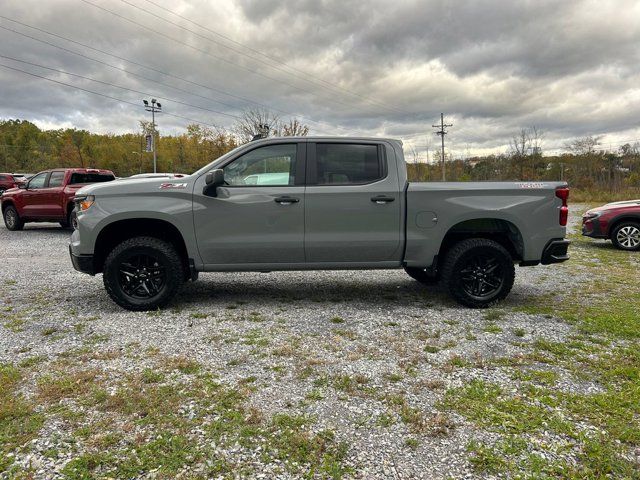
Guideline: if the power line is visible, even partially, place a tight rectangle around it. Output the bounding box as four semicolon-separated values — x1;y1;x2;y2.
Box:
0;16;354;135
79;0;398;116
124;0;409;116
0;62;223;128
0;54;242;120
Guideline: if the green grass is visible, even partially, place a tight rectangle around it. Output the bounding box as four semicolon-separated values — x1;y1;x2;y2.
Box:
0;363;44;472
439;236;640;478
19;354;354;478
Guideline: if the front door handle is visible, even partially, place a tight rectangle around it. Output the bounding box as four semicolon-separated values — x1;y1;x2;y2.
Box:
371;195;395;204
274;196;300;205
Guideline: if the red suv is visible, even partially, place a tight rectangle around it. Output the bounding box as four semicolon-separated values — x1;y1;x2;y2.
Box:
0;173;18;194
1;168;115;230
582;200;640;251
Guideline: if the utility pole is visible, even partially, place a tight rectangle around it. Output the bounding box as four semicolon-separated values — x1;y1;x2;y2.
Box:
143;98;162;173
432;113;453;181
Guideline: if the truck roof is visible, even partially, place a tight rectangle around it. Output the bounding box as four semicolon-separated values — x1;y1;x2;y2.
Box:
248;136;402;144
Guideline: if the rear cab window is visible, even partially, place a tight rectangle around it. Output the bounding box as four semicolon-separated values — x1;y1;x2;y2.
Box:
69;173;115;184
310;143;385;185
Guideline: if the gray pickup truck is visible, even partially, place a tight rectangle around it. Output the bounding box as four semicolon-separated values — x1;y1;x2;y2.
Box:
69;137;570;311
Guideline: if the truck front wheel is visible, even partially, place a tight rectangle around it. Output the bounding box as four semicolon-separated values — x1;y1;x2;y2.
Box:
441;238;515;308
103;236;184;311
3;205;24;231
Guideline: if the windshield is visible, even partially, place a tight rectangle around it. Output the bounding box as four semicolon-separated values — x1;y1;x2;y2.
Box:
69;173;115;184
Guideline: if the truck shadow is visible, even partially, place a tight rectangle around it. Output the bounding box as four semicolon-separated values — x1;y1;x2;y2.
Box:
177;274;450;309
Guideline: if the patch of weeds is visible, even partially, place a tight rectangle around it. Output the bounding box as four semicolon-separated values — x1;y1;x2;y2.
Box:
385;321;399;327
4;279;17;286
330;316;345;324
375;413;395;427
190;312;208;319
404;437;419;449
443;319;460;326
332;329;357;340
484;310;504;322
3;315;25;332
141;368;165;384
384;372;403;383
74;322;87;334
164;356;200;374
512;327;526;337
483;323;503;334
0;363;44;471
512;369;559;386
18;355;46;368
305;389;324;401
423;344;440;354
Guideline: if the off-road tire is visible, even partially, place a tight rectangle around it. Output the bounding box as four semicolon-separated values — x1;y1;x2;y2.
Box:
3;205;24;231
611;221;640;251
103;236;184;311
441;238;515;308
404;266;438;285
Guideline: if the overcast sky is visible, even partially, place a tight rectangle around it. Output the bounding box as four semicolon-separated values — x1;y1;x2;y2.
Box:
1;0;639;158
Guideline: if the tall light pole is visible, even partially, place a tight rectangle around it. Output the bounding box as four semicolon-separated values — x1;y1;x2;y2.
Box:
143;98;162;173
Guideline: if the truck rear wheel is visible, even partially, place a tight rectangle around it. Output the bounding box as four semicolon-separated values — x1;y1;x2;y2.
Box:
404;267;438;285
103;236;184;311
441;238;515;308
3;205;24;231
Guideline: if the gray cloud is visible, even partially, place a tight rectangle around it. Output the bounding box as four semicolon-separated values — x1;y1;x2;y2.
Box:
1;0;639;157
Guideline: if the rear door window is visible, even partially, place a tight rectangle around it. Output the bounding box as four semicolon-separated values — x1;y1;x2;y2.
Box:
48;171;65;187
313;144;383;185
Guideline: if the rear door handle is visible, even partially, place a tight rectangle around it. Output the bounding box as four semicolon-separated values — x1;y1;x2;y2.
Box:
371;195;395;204
274;196;300;205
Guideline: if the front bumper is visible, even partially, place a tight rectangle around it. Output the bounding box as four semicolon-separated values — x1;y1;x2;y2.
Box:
541;239;570;265
69;244;95;275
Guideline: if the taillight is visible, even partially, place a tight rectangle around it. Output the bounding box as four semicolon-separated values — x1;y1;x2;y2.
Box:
556;187;569;226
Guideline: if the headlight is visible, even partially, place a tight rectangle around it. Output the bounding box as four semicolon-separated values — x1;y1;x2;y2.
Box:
583;211;601;219
76;195;95;212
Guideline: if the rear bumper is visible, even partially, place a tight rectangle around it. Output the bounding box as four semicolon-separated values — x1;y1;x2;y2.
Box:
541;239;570;265
69;244;95;275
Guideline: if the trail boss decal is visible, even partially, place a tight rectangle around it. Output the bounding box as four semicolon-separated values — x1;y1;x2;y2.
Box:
517;182;548;189
159;183;188;189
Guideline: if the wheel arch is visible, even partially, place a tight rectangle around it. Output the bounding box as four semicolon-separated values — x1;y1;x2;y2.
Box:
93;218;189;275
608;214;640;238
439;218;524;262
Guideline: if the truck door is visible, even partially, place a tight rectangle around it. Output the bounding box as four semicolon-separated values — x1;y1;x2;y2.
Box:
193;142;306;266
41;170;66;218
21;172;50;218
304;142;402;263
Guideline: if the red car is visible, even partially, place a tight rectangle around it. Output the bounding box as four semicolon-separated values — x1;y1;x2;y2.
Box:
1;168;115;230
0;173;19;194
582;200;640;251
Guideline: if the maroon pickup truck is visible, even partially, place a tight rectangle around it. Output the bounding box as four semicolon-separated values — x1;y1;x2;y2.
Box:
1;168;115;230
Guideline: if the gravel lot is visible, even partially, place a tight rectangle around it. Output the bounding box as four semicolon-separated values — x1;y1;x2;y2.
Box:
0;206;592;479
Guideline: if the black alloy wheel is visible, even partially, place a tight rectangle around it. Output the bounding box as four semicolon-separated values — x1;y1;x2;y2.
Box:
441;238;515;308
459;254;505;300
118;253;167;299
103;236;184;311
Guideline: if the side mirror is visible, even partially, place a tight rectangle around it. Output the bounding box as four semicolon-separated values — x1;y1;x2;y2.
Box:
203;169;225;197
19;183;27;189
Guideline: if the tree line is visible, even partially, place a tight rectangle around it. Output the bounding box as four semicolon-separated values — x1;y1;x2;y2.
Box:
2;117;639;200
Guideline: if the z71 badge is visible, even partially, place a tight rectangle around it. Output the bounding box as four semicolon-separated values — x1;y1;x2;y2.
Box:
159;183;188;189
